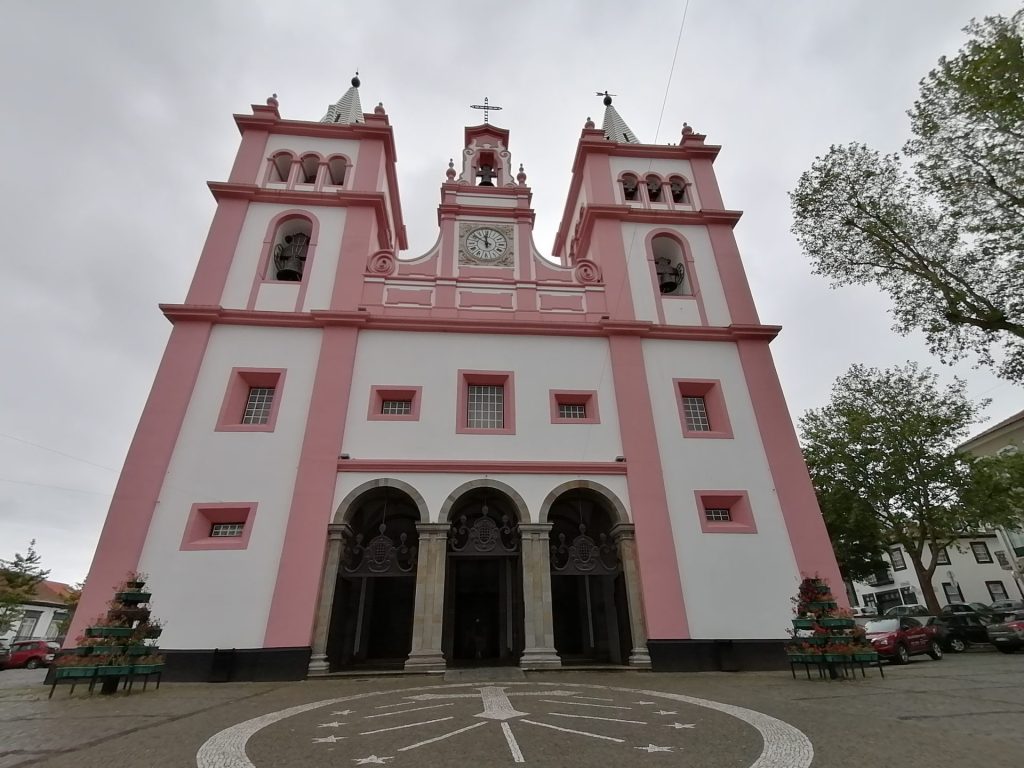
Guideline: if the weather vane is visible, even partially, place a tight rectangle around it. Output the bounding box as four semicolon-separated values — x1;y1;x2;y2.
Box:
596;90;618;105
470;96;503;124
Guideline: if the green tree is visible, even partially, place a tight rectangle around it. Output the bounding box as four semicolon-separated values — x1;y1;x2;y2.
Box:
800;363;1024;613
0;540;50;635
813;483;888;583
790;11;1024;380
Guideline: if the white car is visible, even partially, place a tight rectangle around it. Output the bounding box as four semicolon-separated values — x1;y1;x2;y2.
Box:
884;604;930;617
852;606;877;618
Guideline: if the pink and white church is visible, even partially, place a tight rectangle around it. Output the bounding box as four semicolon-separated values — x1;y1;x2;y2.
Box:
69;77;843;679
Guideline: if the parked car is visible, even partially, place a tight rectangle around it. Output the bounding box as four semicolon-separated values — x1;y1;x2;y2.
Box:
933;614;991;652
865;617;944;664
989;599;1024;612
884;604;930;617
852;606;877;618
940;602;998;622
986;610;1024;654
5;640;60;669
0;642;9;670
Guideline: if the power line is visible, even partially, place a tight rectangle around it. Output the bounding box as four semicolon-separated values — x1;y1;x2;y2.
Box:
0;431;119;473
0;477;113;497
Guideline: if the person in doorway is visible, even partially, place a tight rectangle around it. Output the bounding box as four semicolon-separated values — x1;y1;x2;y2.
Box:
471;617;487;660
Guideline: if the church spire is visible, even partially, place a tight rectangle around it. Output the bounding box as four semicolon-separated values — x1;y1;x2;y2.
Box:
321;73;365;124
596;91;639;144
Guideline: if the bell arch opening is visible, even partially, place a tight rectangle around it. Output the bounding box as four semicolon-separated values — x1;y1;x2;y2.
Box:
441;487;525;666
547;489;633;665
324;486;420;670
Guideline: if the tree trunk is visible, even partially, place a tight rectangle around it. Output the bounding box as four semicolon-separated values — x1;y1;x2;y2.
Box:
910;553;941;613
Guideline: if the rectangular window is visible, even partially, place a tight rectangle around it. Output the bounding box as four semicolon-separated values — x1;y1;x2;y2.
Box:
934;546;950;565
381;399;413;416
995;550;1010;568
467;384;504;428
704;507;732;522
210;522;245;538
15;611;41;640
695;491;756;534
890;548;907;571
682;395;711;431
549;390;599;424
241;386;275;425
971;541;993;563
863;593;876;606
986;581;1009;601
942;582;963;603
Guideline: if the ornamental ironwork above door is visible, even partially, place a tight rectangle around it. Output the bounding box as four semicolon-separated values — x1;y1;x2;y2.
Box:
342;523;417;576
449;512;520;556
550;523;620;576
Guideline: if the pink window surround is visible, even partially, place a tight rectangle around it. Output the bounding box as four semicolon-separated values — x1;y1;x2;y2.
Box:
216;368;286;432
367;385;423;421
549;389;600;424
694;491;757;534
264;151;297;186
180;502;258;551
674;378;733;439
247;211;320;312
616;172;693;209
646;230;708;326
456;370;516;435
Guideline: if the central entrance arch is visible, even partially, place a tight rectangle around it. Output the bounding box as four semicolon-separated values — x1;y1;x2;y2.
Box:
441;486;525;665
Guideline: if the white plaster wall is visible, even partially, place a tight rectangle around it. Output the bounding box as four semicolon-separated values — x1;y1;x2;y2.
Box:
643;338;800;639
661;297;703;326
332;473;631;526
219;203;347;311
255;283;300;312
620;223;659;323
454;194;518;208
0;604;65;643
138;326;321;649
342;331;622;463
609;156;701;209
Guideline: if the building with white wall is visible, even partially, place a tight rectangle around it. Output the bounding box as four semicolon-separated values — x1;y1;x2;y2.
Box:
69;79;843;679
1;581;72;644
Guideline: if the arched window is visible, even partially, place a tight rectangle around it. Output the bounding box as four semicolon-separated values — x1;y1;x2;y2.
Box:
326;156;348;186
269;152;294;183
669;176;689;204
269;217;313;281
621;173;639;202
645;174;664;203
651;235;689;296
300;154;320;185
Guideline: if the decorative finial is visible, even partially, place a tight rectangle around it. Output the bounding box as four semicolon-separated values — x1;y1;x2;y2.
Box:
516;163;527;186
446;158;457;181
597;90;616;107
374;102;385;115
351;71;360;88
682;122;693;136
584;116;595;129
267;93;279;108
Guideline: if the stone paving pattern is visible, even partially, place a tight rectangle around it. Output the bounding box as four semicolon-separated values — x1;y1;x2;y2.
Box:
0;651;1021;767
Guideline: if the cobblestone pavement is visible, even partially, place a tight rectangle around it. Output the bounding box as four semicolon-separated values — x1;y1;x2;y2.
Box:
1;650;1021;767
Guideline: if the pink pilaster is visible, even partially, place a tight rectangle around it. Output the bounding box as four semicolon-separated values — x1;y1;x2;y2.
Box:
707;225;760;325
228;127;270;185
263;324;361;647
66;320;213;644
184;198;249;306
608;332;689;638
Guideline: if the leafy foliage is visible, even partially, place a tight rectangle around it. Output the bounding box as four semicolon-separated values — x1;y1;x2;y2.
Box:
0;540;50;634
800;363;1024;612
790;11;1024;379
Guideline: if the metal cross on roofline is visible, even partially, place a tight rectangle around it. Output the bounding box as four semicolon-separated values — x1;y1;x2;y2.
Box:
470;96;503;124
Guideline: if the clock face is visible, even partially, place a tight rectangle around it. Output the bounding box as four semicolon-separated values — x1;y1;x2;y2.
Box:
465;227;508;261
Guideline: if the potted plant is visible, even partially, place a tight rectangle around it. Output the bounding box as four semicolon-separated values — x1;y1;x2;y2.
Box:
131;653;165;674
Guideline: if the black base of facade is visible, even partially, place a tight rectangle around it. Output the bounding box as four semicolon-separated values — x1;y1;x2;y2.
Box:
161;647;311;682
647;639;789;672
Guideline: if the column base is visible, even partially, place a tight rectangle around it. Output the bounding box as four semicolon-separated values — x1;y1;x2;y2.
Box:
628;647;652;669
519;648;563;670
307;654;330;675
404;650;447;672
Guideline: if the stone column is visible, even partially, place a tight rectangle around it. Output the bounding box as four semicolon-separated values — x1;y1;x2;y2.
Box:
404;523;449;672
308;524;349;675
519;523;562;669
613;524;652;668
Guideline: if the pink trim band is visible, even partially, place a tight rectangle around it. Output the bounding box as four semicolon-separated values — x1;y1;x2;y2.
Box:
337;459;627;474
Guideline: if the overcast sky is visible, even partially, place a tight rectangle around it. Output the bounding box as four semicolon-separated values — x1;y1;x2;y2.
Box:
2;1;1022;585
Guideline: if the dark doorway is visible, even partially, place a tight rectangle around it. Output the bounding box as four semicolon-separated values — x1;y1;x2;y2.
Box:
452;559;501;661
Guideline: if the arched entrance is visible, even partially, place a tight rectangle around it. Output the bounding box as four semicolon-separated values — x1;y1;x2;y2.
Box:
324;486;420;670
441;488;525;665
547;489;633;665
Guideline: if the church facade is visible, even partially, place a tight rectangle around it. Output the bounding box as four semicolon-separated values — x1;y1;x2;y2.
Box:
69;78;843;679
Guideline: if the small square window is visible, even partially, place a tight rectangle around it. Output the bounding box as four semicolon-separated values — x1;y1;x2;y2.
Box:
368;386;422;422
550;390;600;424
216;369;286;432
675;380;732;439
457;371;515;434
971;541;993;563
890;548;907;571
181;503;257;551
695;491;756;534
934;546;950;565
210;522;245;538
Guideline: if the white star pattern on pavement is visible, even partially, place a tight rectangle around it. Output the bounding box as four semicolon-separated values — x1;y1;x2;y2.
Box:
667;722;696;729
353;756;392;764
636;744;674;753
332;710;355;716
654;710;677;716
318;721;347;727
313;735;345;743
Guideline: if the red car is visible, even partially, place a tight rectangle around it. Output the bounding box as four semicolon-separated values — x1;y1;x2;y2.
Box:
4;640;60;669
864;617;944;664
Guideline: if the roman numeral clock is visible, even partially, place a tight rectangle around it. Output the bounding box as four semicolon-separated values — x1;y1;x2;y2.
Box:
459;223;514;266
